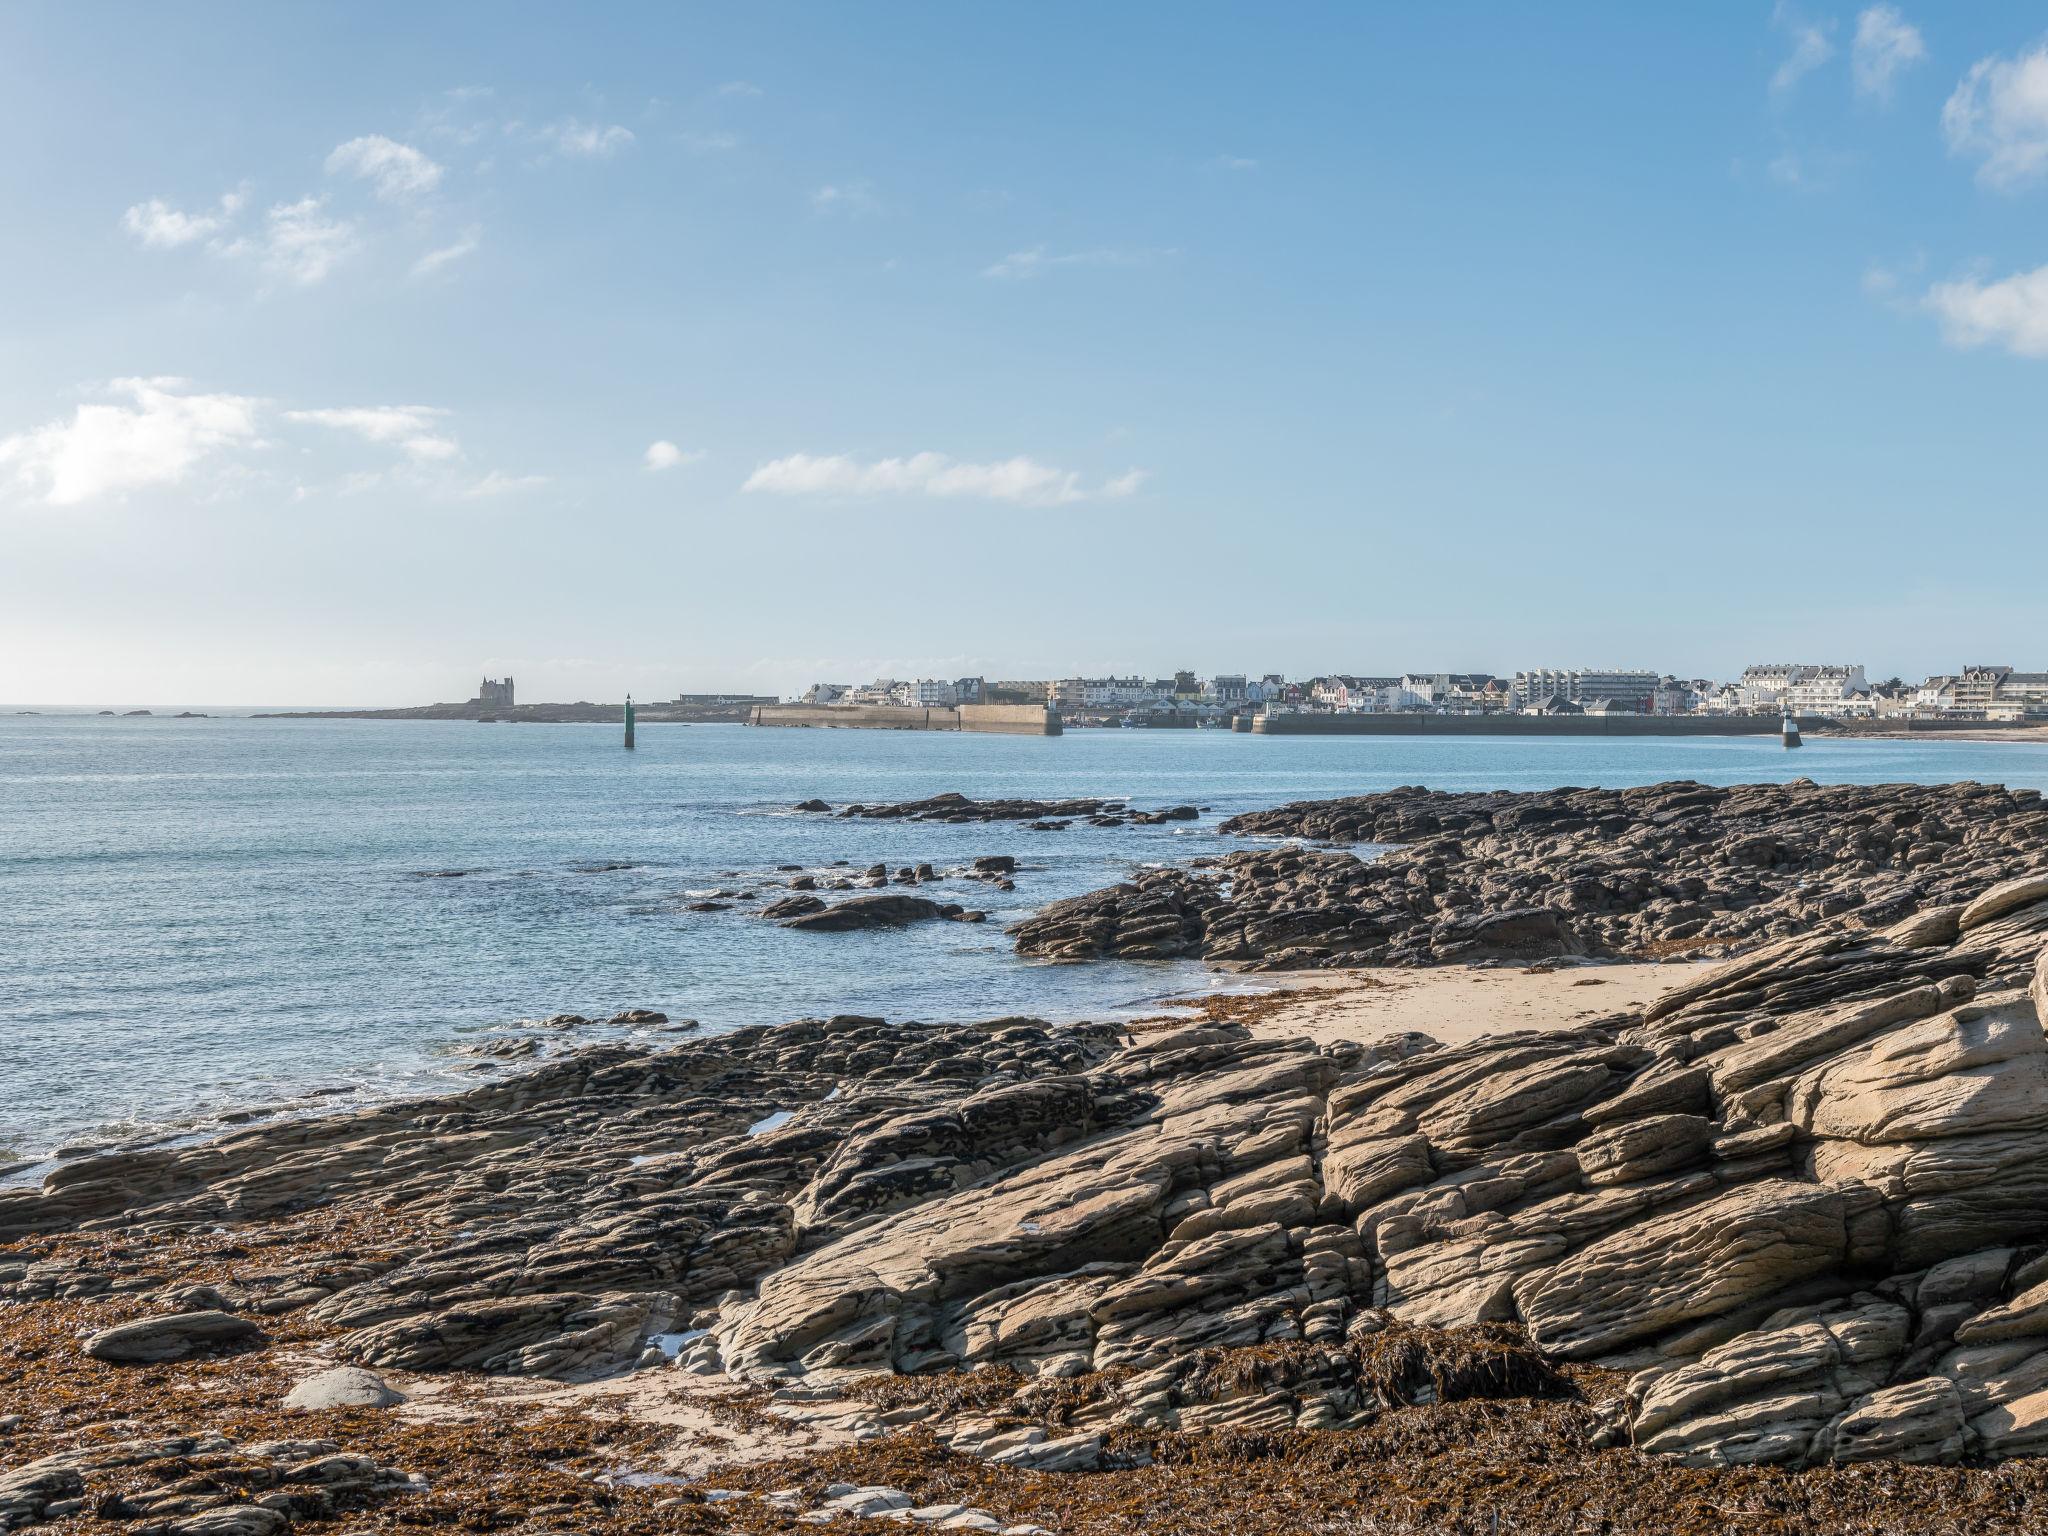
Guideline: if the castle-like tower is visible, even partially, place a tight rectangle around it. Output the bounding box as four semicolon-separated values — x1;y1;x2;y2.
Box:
477;676;514;710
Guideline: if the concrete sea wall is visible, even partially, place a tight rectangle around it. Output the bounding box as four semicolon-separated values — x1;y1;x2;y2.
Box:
748;703;1062;736
1251;713;1822;737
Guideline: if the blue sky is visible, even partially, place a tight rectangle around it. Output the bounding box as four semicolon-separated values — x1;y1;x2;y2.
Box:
3;2;2046;705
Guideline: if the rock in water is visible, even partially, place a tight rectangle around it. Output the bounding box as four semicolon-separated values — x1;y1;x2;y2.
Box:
83;1310;268;1363
1014;781;2048;970
778;893;945;931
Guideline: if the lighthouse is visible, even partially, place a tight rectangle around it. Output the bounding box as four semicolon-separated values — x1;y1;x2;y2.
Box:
1781;711;1801;749
624;694;636;751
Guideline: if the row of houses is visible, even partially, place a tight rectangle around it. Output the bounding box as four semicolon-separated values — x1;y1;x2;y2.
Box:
791;662;2048;721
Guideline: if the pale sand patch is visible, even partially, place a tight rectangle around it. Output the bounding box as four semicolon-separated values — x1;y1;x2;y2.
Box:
1239;960;1720;1050
381;1360;872;1479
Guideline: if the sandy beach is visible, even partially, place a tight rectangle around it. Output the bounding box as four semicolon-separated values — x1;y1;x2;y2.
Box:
1230;959;1719;1050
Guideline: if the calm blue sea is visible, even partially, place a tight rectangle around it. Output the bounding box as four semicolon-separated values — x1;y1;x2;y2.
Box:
4;715;2046;1165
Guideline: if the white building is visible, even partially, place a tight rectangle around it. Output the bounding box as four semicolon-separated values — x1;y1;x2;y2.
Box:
1998;672;2048;715
1204;674;1249;705
1050;676;1161;710
1309;675;1401;711
1784;666;1869;717
893;678;960;707
1510;669;1659;713
1737;664;1866;715
844;678;901;705
800;682;850;705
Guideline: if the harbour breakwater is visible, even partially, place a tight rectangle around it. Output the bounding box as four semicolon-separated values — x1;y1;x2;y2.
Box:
1251;713;1825;736
747;702;1063;735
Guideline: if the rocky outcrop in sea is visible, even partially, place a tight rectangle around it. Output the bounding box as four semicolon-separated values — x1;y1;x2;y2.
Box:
1012;780;2048;967
814;792;1202;829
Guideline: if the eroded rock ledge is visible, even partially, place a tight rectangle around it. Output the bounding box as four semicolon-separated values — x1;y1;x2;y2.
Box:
820;793;1202;829
4;866;2048;1480
1012;780;2048;967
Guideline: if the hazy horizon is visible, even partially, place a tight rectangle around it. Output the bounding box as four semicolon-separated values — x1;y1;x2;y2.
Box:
6;3;2047;706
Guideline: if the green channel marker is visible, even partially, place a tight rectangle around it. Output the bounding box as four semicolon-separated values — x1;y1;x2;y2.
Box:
624;694;635;750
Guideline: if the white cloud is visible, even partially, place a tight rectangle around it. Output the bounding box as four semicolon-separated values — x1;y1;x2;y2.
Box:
644;440;704;471
1771;8;1836;97
981;245;1162;279
412;227;482;277
716;80;762;98
1852;6;1926;101
325;135;445;200
741;451;1144;506
461;470;550;498
0;378;264;507
122;192;240;249
542;120;635;158
284;406;461;462
1943;45;2048;189
1102;469;1150;498
811;181;880;216
680;130;740;154
1924;264;2048;357
1215;155;1259;171
237;197;358;286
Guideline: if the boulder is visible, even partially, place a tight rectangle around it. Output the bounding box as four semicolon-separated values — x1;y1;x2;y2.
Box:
283;1365;405;1411
780;894;946;931
83;1310;268;1364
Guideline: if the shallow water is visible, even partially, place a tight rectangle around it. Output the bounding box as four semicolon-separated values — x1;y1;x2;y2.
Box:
3;714;2044;1160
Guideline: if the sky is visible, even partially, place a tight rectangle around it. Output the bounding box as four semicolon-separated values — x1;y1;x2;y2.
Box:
3;2;2047;706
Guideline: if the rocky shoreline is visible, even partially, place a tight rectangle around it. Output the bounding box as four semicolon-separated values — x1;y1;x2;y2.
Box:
1013;780;2048;968
7;782;2048;1532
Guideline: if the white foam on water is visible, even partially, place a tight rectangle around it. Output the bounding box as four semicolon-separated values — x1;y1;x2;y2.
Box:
647;1327;710;1359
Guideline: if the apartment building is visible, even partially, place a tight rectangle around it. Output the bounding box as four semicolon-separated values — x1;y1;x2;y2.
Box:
1510;668;1659;713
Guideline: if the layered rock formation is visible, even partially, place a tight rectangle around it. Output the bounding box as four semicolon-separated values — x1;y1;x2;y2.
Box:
7;856;2048;1479
821;793;1201;829
1013;780;2048;967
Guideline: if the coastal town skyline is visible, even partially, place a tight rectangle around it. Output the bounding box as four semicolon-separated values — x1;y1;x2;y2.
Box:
6;4;2048;705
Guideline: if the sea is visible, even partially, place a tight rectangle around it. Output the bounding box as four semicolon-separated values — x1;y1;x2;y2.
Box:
4;714;2047;1172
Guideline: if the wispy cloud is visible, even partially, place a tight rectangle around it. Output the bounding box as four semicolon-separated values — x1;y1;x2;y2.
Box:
1215;155;1259;171
461;470;551;498
981;245;1167;279
742;451;1144;506
121;189;245;249
0;378;265;507
1851;6;1925;102
1943;44;2048;189
644;440;705;472
811;181;880;216
540;119;635;158
412;227;482;278
680;130;740;155
325;135;445;200
1924;263;2048;357
284;406;461;462
240;197;359;286
1770;6;1836;97
125;187;355;287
